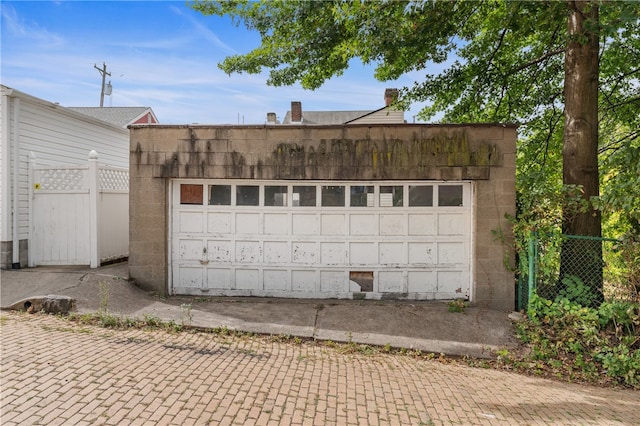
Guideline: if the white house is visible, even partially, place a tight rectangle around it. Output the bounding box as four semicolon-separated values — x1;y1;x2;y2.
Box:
0;85;136;269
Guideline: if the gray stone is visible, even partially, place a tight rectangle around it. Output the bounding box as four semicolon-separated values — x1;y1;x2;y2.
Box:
2;295;76;314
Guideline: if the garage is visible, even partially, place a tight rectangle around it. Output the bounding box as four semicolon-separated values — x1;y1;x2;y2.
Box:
171;179;472;300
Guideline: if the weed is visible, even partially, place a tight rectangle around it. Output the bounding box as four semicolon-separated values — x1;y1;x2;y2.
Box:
142;314;163;328
98;281;110;314
180;303;193;327
447;299;468;313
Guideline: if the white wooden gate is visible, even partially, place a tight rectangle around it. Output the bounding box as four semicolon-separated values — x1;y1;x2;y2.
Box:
29;151;129;267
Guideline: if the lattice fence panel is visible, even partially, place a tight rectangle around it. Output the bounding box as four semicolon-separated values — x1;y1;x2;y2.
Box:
37;168;86;191
100;168;129;191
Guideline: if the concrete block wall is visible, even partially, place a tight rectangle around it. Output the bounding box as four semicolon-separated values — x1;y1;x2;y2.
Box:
129;123;517;310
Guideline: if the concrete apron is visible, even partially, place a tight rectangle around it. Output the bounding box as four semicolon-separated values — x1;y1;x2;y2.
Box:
0;263;518;359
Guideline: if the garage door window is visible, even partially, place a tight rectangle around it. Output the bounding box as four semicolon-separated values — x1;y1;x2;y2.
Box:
265;186;288;206
180;184;203;205
409;185;433;207
350;185;374;207
209;185;231;205
438;185;463;207
181;182;466;209
237;185;259;206
293;186;316;206
322;186;345;207
380;186;403;207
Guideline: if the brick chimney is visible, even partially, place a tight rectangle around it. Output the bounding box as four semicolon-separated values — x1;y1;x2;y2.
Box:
291;101;302;122
384;88;399;106
266;112;277;124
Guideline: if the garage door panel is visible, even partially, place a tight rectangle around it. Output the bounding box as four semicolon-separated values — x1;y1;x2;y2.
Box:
177;266;204;288
408;213;435;236
321;214;345;235
408;242;435;265
207;268;232;289
292;242;317;264
292;214;318;235
437;270;466;294
178;211;204;233
321;271;347;292
437;242;466;264
379;271;404;293
264;213;289;235
178;239;204;260
264;270;288;290
264;241;288;263
207;240;231;262
236;213;260;234
349;242;376;265
380;214;404;235
438;213;467;236
236;269;260;290
292;270;316;291
408;271;436;293
379;242;404;265
321;242;345;264
350;214;376;236
235;241;260;263
208;212;231;233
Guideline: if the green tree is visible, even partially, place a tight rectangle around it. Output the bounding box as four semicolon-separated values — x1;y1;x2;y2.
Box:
193;0;640;297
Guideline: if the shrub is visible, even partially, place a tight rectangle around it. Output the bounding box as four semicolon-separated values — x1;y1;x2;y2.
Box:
519;292;639;387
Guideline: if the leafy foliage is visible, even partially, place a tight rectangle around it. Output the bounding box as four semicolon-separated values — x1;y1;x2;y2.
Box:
515;293;640;387
193;0;640;239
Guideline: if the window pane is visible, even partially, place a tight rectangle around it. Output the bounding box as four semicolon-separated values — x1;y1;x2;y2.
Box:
180;184;203;205
322;186;345;207
293;186;316;206
409;185;433;207
265;186;288;206
209;185;231;205
438;185;463;206
380;186;403;207
236;185;259;206
350;186;374;207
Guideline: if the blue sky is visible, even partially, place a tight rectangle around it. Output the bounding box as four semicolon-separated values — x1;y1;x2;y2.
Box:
1;0;431;124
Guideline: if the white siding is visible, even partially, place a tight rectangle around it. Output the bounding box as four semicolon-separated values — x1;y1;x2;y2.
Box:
0;92;8;242
349;109;405;124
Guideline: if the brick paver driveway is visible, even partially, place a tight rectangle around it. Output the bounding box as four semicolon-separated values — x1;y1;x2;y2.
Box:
1;312;638;425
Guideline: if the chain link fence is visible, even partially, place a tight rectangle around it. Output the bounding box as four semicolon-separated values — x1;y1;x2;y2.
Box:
516;232;639;312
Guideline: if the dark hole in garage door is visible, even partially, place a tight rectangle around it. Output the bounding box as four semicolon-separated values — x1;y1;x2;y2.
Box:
350;271;373;292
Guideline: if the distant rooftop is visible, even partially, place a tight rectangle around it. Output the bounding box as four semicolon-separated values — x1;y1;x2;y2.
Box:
281;110;375;125
67;107;158;128
271;88;403;125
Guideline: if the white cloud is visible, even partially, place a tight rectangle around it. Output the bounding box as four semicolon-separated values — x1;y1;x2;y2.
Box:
0;4;65;47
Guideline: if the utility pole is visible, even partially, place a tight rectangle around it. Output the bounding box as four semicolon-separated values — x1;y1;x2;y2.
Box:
94;62;111;107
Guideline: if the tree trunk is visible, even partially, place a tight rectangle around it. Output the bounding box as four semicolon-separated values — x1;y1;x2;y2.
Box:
559;1;602;305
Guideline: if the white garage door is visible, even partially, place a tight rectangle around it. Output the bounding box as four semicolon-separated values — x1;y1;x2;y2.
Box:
170;180;472;300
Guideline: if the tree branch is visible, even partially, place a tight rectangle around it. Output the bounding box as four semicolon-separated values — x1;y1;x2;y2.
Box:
510;48;565;74
598;129;640;155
